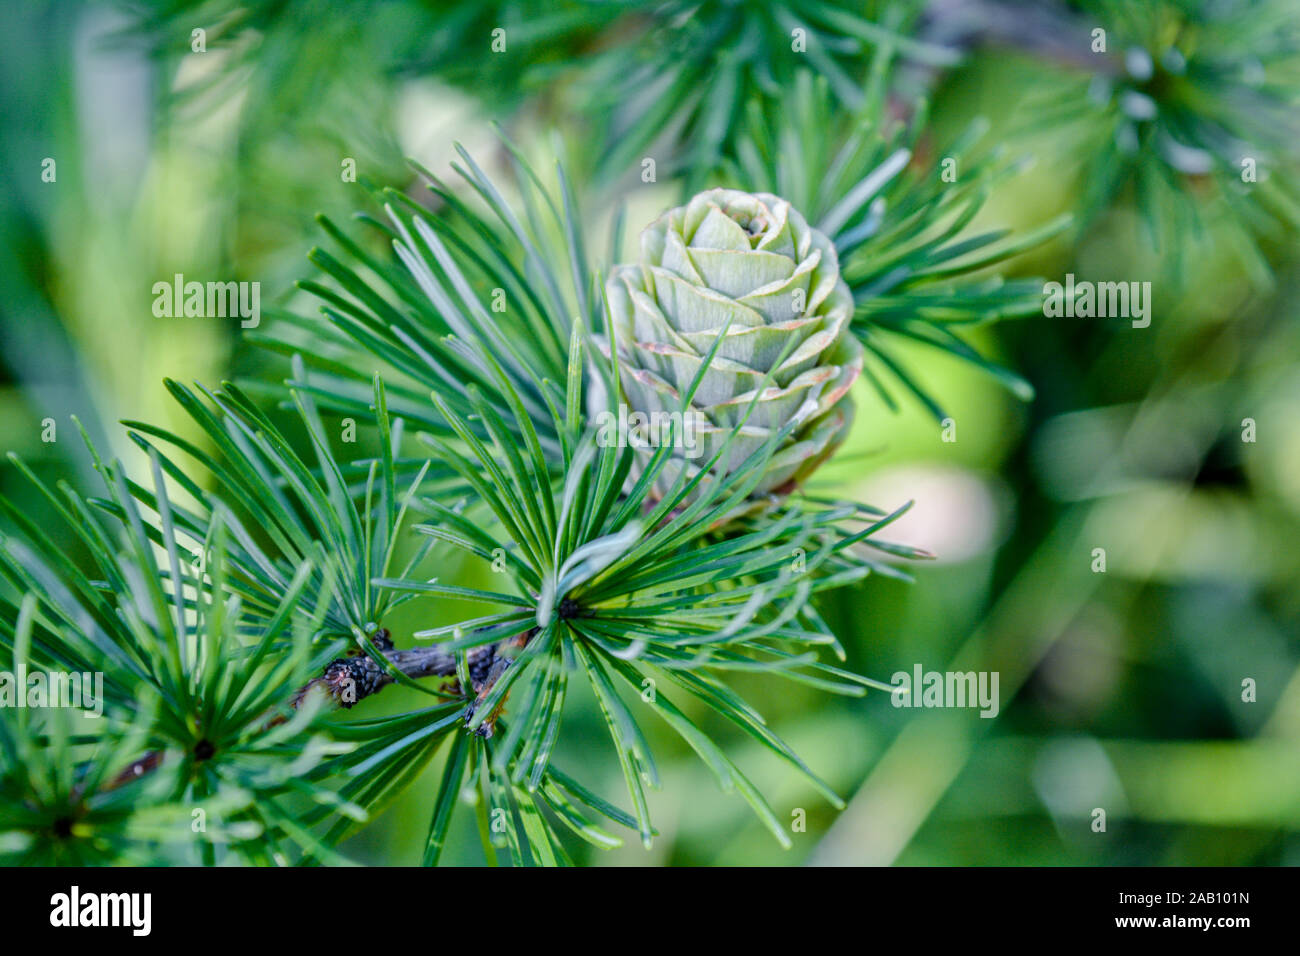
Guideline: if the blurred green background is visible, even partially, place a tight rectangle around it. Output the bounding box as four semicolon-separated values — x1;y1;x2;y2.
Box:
2;0;1297;865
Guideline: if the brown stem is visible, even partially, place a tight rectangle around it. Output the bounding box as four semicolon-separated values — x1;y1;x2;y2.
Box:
286;643;499;712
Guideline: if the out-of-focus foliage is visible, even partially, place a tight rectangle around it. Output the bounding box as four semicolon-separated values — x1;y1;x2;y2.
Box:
1012;0;1300;280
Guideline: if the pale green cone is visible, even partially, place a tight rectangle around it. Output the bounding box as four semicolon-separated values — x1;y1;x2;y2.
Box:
603;188;863;499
